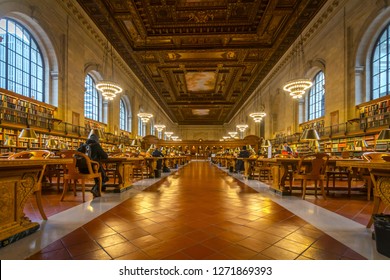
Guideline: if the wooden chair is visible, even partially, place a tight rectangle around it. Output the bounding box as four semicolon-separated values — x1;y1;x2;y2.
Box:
252;156;272;181
8;150;52;220
326;157;352;197
132;158;148;179
58;150;102;202
293;153;329;200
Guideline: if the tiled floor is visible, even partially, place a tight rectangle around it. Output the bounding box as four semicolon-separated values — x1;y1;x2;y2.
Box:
1;160;389;260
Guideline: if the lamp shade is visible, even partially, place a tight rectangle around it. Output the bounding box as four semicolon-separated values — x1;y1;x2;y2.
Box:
45;138;58;149
377;129;390;142
4;138;16;146
263;140;272;147
18;128;38;139
300;128;320;141
355;139;368;148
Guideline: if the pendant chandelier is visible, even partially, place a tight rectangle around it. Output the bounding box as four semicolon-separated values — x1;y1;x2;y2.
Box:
236;124;248;132
283;37;312;99
154;124;166;132
137;112;153;123
249;93;266;122
165;131;173;140
228;131;238;138
96;41;122;100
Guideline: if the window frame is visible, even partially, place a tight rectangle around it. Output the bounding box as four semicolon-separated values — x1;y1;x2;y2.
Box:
371;24;390;100
0;17;44;101
307;71;325;121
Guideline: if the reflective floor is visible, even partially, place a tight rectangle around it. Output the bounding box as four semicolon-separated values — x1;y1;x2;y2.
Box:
1;161;389;260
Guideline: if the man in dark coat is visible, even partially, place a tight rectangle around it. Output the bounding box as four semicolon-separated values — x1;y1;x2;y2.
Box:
78;133;108;197
235;145;250;172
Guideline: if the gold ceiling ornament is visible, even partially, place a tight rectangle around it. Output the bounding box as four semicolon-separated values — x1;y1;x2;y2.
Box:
283;37;312;99
188;11;214;23
96;42;122;100
137;112;153;123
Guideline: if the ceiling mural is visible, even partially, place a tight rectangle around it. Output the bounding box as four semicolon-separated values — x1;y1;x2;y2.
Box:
76;0;327;125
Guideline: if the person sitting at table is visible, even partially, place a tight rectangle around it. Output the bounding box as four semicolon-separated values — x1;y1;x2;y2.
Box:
77;133;108;196
235;146;251;173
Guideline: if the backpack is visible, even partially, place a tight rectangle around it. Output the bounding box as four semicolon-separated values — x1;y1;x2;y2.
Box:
76;143;93;170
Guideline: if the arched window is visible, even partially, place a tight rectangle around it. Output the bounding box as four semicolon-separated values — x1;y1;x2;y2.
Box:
307;71;325;120
119;98;130;131
0;18;44;101
371;24;390;99
84;74;100;121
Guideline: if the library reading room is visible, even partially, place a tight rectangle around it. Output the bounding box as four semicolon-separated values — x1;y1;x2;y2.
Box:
1;0;390;263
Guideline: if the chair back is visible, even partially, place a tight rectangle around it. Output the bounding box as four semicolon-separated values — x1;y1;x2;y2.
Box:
58;150;97;175
297;153;329;177
8;150;51;159
362;152;390;162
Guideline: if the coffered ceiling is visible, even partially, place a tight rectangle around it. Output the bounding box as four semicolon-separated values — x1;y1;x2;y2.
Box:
76;0;326;125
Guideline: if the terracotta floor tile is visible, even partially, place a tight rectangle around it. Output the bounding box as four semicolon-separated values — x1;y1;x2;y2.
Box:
181;244;217;259
66;240;101;257
104;242;139;259
261;245;299;260
120;228;151;241
75;249;112;260
301;246;342;260
20;161;376;261
96;233;127;248
115;250;152;260
274;238;310;255
219;244;258;259
201;237;234;252
130;235;162;248
163;251;193;260
27;248;72;260
236;237;272;252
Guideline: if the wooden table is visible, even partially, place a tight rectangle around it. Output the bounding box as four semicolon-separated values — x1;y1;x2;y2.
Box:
102;157;145;192
337;160;390;228
259;157;360;195
0;158;72;248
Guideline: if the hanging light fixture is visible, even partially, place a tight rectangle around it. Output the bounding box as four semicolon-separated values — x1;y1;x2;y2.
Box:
165;131;173;140
228;131;238;138
236;124;248;132
96;41;122;100
283;37;312;99
250;92;267;122
137;112;153;123
154;124;166;132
